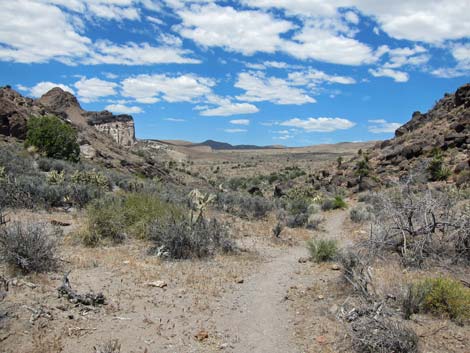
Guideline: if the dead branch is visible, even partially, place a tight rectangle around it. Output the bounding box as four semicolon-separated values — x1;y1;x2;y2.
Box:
57;272;105;306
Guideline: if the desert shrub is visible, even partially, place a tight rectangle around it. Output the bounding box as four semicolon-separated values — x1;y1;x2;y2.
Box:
84;192;181;245
286;213;309;228
216;192;273;219
427;148;451;181
0;222;59;273
350;317;418;353
339;248;375;298
306;214;324;230
25;115;79;162
355;155;370;180
350;205;371;223
322;196;347;211
367;184;470;267
148;216;235;259
403;277;470;322
307;238;337;262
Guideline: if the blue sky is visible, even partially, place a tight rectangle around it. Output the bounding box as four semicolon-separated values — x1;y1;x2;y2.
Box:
1;1;469;147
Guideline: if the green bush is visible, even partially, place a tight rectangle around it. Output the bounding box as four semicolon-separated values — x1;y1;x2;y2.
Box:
403;277;470;322
427;149;451;181
148;216;235;259
25;115;80;162
83;192;182;246
307;238;338;262
322;196;347;211
350;205;371;223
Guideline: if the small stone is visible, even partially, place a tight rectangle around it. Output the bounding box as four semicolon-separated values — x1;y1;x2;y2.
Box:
219;343;228;350
235;278;244;284
330;264;340;271
329;304;339;315
298;257;310;263
316;335;327;345
146;280;167;288
317;295;324;300
195;330;209;341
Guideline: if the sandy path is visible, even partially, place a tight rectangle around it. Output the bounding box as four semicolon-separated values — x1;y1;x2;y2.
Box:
214;210;348;353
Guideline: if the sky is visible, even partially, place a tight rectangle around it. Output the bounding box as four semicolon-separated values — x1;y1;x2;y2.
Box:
0;0;469;147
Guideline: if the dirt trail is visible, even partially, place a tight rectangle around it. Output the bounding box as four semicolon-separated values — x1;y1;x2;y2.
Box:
214;210;348;353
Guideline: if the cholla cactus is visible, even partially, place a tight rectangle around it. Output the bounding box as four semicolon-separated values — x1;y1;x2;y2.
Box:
188;189;216;223
47;170;65;184
71;170;109;190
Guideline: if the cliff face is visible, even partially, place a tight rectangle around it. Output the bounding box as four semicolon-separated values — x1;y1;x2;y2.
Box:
87;111;135;147
0;86;136;147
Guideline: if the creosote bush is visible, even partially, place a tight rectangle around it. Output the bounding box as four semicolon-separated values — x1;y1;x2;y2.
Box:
307;238;338;262
83;192;181;246
148;216;235;259
0;222;59;273
403;277;470;323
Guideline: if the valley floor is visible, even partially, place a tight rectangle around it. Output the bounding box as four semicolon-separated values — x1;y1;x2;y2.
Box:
1;208;469;353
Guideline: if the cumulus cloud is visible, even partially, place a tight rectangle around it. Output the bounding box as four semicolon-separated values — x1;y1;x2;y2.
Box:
0;0;90;64
235;72;316;105
368;119;402;133
121;74;214;103
105;104;143;114
369;68;409;82
164;118;186;122
200;102;259;117
74;77;118;102
26;82;75;97
176;3;292;55
281;117;356;132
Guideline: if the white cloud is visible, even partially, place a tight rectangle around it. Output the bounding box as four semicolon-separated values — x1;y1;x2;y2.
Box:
369;68;409;82
0;1;90;64
235;72;316;105
165;118;186;122
281;117;355;132
121;74;215;104
379;45;429;69
86;40;200;65
200;101;259;117
27;81;75;97
368;119;402;133
288;69;356;86
344;11;359;25
431;43;470;78
176;3;293;55
224;128;247;133
245;0;470;43
230;119;250;125
74;77;118;102
105;104;143;114
283;26;375;66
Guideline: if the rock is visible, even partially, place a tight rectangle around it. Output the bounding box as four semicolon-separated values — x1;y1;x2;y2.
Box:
329;304;339;315
358;177;379;192
455;83;470;108
146;280;167;288
235;278;244;284
298;257;310;263
274;184;286;198
330;264;340;271
87;111;136;147
247;186;262;196
194;330;209;341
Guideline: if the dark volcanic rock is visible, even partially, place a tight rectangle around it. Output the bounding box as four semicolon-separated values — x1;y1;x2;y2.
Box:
86;111;133;125
455;84;470;108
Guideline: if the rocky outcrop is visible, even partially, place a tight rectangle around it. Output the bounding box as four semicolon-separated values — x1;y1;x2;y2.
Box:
327;83;470;191
0;86;136;147
87;111;135;147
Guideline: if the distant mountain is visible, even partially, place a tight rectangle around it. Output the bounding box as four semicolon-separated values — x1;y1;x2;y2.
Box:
194;139;285;150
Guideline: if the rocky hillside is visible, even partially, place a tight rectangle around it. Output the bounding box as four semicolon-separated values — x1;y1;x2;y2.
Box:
0;86;164;177
327;83;470;191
